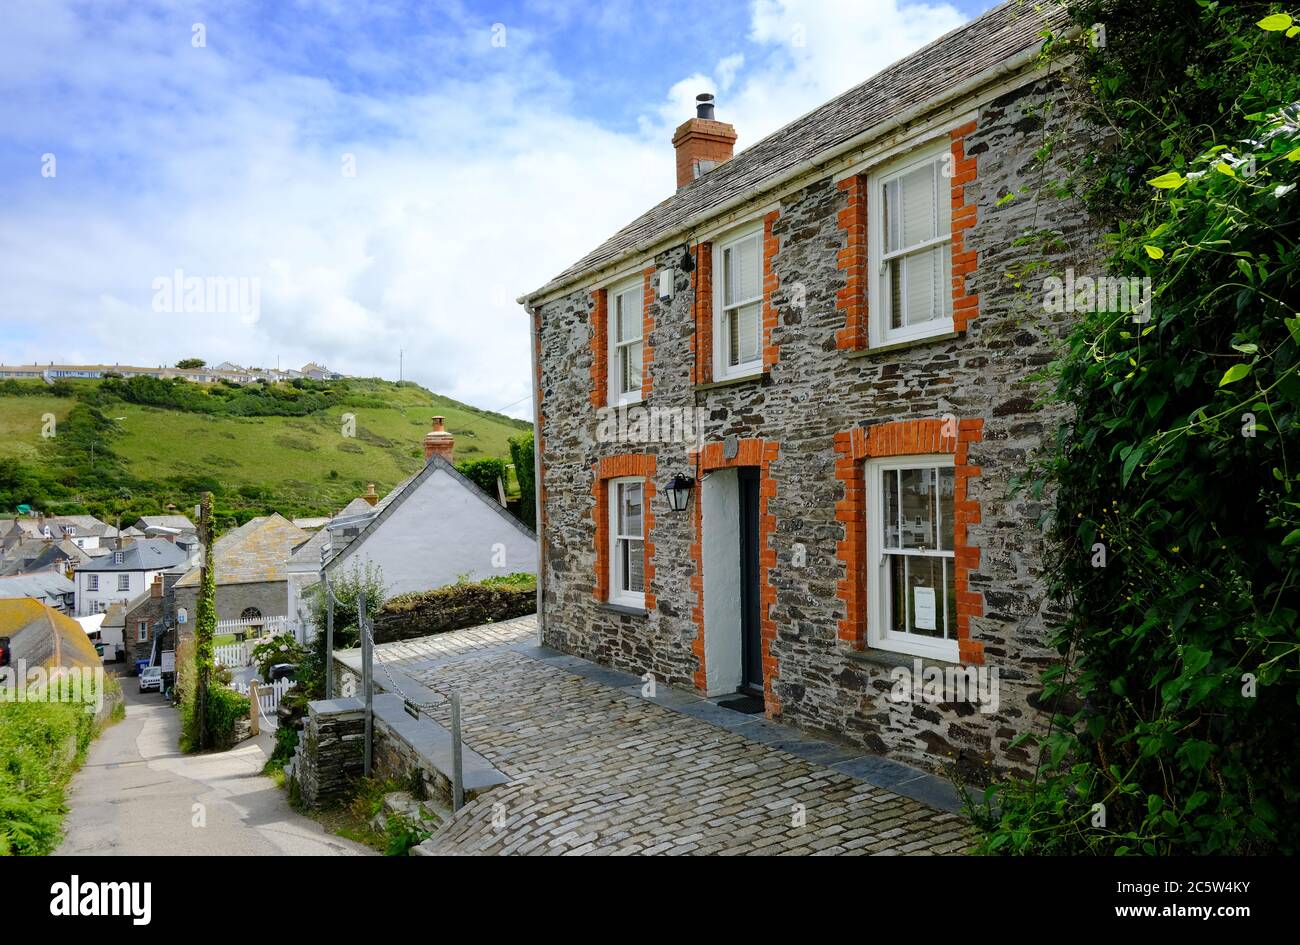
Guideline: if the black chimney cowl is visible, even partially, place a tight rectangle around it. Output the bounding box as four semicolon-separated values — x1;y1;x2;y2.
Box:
695;92;715;120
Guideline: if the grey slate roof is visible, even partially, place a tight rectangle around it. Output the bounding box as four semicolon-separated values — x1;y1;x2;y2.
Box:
75;539;190;572
324;455;535;574
0;570;75;601
288;497;376;567
523;0;1065;301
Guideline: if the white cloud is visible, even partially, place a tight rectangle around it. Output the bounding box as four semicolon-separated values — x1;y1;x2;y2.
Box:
0;0;971;421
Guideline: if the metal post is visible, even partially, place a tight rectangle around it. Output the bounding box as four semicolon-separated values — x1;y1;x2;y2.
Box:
359;588;372;777
323;568;334;700
450;692;464;812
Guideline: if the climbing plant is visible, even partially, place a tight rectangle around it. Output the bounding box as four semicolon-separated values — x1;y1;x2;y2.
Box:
976;1;1300;854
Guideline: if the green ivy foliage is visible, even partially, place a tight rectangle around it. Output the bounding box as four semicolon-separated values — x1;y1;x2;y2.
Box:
978;1;1300;854
510;432;536;529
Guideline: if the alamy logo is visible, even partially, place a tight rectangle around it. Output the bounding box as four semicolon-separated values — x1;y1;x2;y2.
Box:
50;876;151;925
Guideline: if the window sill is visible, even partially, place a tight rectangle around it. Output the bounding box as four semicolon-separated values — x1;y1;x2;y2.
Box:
693;370;766;393
598;601;648;618
846;645;962;671
844;330;959;360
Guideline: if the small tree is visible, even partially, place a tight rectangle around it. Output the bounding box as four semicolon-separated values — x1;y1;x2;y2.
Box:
193;492;216;749
176;358;206;369
509;431;535;528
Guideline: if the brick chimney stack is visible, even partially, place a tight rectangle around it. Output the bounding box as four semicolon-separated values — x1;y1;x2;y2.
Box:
423;416;454;465
150;574;162;599
672;93;737;190
362;483;379;506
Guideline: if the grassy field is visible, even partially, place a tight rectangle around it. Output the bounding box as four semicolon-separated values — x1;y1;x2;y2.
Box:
0;395;76;463
0;378;530;518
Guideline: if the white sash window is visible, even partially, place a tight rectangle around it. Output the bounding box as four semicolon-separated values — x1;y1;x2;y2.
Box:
609;477;645;607
871;144;953;345
610;279;643;404
866;456;958;661
713;225;763;378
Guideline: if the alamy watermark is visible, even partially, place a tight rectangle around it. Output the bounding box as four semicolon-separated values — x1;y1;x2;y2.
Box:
152;268;261;323
888;658;1000;714
596;404;708;448
1043;268;1151;323
1;660;105;715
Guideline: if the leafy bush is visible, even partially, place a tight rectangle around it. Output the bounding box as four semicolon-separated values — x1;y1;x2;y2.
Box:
509;431;535;528
250;633;307;680
0;677;117;856
455;457;507;496
977;3;1300;855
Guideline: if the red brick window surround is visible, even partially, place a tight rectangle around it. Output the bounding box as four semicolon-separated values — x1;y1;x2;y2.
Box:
761;210;781;372
835;121;980;351
687;438;782;714
593;453;657;611
835;174;868;351
640;266;656;398
589;288;608;408
690;241;713;385
834;418;985;664
694;212;780;383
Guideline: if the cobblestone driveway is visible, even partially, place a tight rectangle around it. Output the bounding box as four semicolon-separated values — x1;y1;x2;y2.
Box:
352;617;973;856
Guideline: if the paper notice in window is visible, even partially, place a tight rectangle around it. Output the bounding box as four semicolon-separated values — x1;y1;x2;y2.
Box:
913;586;937;631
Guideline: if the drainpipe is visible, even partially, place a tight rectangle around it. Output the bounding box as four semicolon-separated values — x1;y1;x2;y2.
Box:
527;304;545;645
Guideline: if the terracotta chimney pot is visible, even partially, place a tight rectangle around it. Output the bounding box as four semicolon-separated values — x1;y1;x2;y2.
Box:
423;416;454;465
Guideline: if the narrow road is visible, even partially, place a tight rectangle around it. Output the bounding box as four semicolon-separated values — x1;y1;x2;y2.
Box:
57;681;371;856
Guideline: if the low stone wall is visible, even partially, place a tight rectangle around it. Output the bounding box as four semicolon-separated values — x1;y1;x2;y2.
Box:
291;697;366;809
374;583;534;644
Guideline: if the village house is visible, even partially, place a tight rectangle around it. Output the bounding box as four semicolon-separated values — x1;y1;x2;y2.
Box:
173;513;309;637
73;538;192;616
121;571;184;667
0;570;76;612
286;417;538;638
520;1;1089;779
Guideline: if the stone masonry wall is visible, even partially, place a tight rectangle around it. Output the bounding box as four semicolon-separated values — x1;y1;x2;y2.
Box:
534;74;1100;781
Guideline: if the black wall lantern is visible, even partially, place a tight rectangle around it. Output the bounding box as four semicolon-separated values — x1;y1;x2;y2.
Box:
663;473;695;512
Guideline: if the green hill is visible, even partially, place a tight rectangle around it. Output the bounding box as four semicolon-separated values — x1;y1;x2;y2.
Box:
0;376;530;526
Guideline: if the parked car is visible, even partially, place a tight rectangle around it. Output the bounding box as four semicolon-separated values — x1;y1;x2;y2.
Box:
138;666;163;693
268;663;298;682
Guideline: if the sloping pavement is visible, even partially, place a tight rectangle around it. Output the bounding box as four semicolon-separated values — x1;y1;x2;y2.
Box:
57;681;371;856
339;616;974;856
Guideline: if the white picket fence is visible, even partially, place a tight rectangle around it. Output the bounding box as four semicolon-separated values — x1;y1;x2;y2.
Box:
214;642;250;667
236;677;296;718
216;615;290;637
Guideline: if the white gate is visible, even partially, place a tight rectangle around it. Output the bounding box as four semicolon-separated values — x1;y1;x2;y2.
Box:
236;677;295;717
214;642;248;667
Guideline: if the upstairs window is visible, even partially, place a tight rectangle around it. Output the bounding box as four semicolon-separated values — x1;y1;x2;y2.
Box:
713;225;763;379
117;574;130;592
871;145;953;345
610;279;644;404
866;456;958;661
608;477;645;608
87;574;99;592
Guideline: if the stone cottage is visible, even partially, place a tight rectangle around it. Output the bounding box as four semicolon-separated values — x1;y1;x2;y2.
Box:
174;513;309;636
520;1;1093;778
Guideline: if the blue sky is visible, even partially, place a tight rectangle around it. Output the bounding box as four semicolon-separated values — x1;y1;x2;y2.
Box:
0;0;1000;417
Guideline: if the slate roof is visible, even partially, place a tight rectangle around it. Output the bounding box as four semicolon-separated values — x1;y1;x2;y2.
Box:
288;497;376;569
324;455;535;573
0;599;101;669
175;514;309;587
136;515;197;532
0;571;75;601
523;0;1065;302
76;539;190;573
